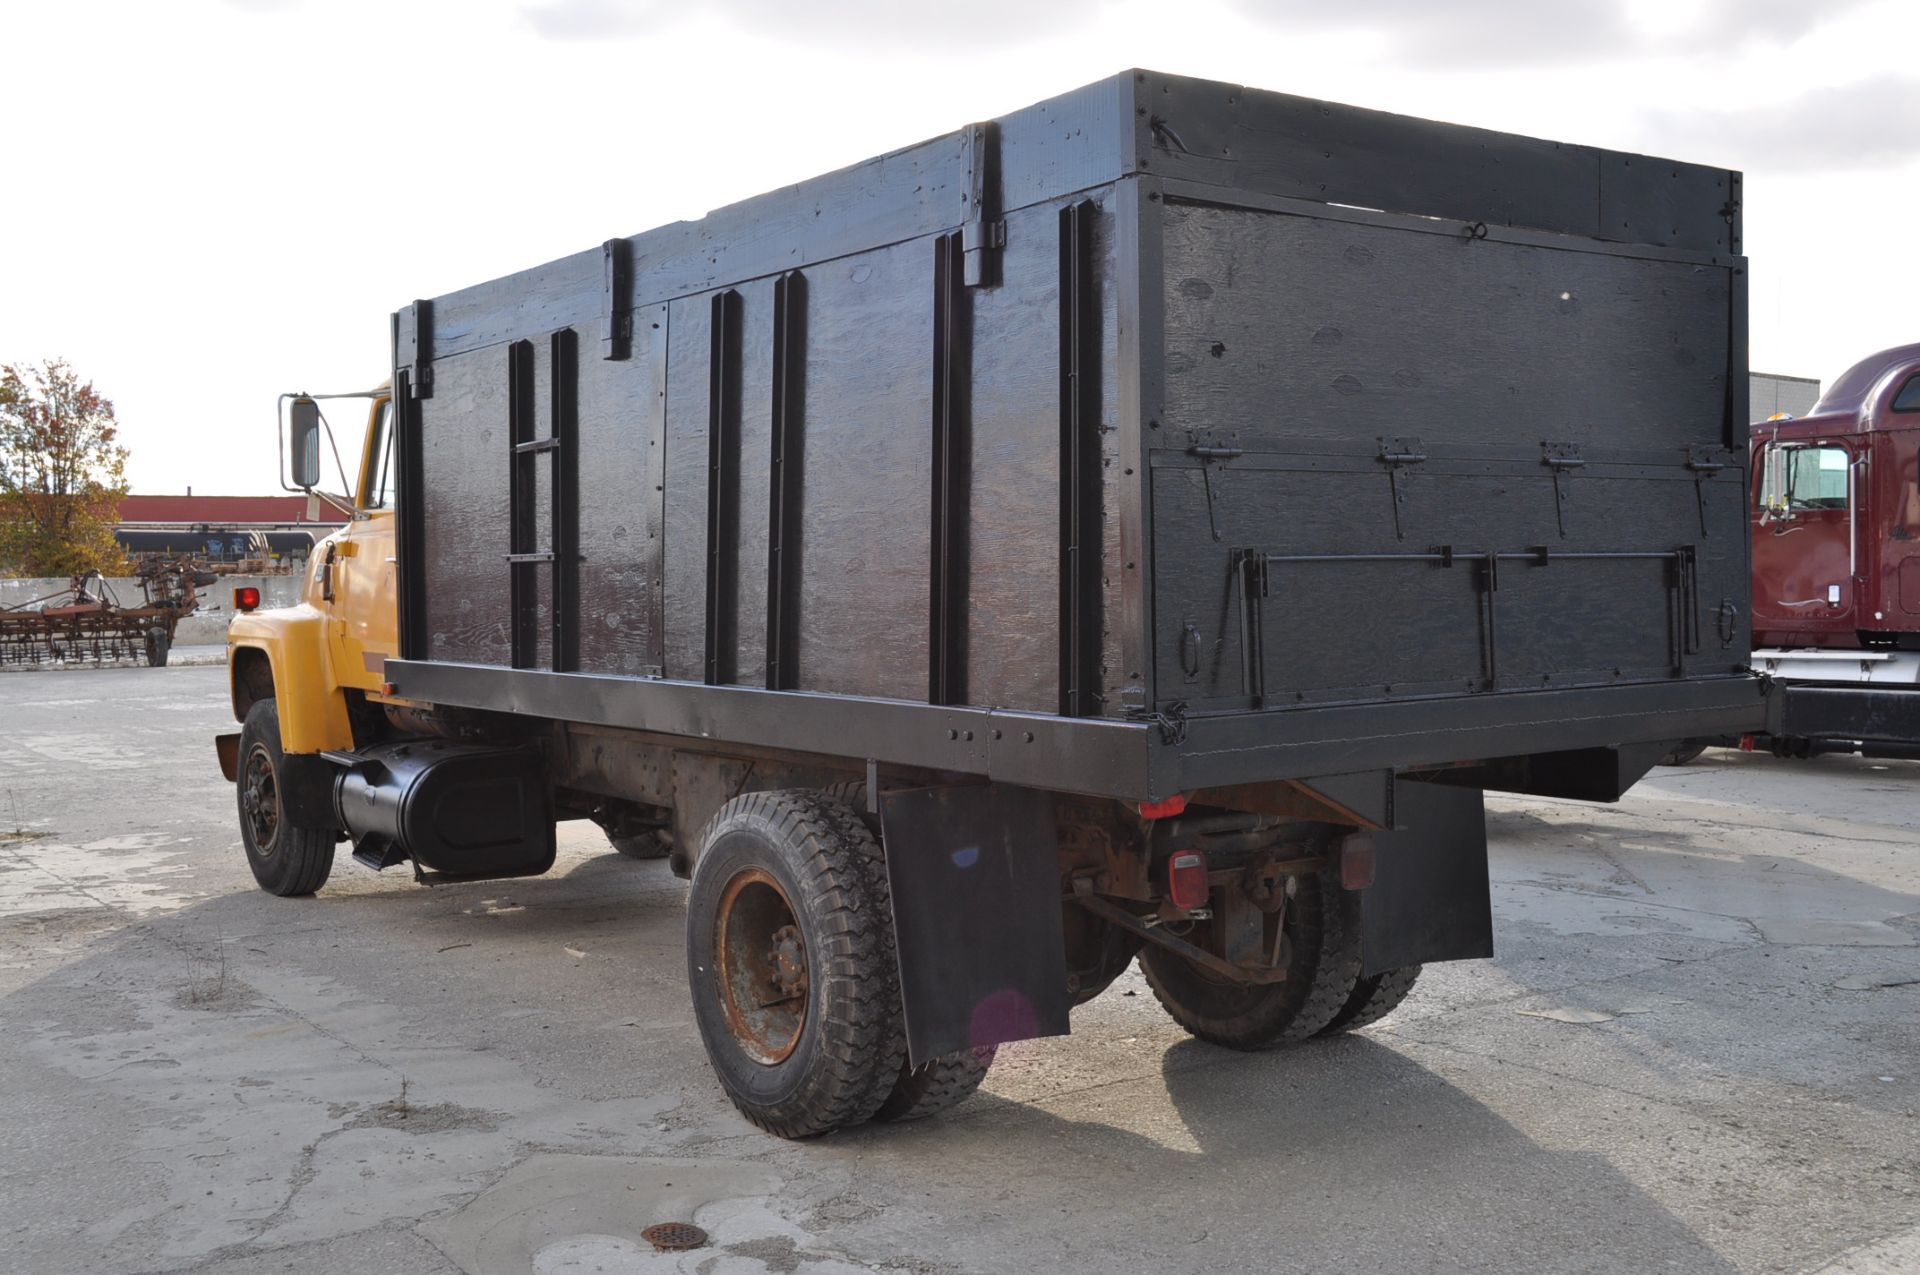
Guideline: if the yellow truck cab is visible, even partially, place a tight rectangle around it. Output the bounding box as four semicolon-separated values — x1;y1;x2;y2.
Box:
218;390;400;893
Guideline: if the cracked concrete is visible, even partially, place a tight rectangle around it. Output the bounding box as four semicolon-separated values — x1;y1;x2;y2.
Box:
2;665;1918;1273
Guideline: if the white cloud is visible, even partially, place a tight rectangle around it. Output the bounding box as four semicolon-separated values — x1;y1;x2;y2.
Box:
1644;75;1920;171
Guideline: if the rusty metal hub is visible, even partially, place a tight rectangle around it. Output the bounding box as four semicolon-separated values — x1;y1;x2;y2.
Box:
241;744;280;855
714;868;810;1064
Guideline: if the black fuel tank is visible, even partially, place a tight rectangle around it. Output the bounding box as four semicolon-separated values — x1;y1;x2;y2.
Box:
333;740;554;878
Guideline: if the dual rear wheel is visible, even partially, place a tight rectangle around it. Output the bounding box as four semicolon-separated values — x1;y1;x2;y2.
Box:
685;789;993;1138
1139;866;1421;1048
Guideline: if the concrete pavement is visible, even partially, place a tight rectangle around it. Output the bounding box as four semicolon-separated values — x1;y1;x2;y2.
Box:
1;663;1916;1274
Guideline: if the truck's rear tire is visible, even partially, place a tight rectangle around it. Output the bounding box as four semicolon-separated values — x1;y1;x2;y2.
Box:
686;790;907;1138
811;779;999;1123
235;698;334;897
873;1047;996;1122
1139;865;1362;1050
1316;964;1422;1035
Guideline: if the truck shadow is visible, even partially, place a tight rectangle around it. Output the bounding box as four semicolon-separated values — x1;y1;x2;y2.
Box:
845;1031;1744;1272
5;841;1899;1274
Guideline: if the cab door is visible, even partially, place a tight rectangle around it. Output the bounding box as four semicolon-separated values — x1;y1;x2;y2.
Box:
1751;439;1863;642
323;397;400;691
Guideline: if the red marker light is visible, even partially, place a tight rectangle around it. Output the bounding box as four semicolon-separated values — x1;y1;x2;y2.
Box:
1138;794;1188;820
233;586;261;612
1166;849;1209;910
1739;734;1757;752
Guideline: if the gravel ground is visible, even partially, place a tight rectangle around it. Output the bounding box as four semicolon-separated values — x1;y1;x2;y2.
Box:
1;663;1916;1274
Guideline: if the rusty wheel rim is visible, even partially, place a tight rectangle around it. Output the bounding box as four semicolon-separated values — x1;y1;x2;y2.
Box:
241;744;281;856
714;867;809;1065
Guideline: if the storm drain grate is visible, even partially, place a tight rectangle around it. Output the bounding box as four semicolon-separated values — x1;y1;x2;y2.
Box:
641;1221;709;1251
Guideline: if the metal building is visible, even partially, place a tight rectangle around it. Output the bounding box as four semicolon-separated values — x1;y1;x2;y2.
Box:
1751;372;1821;420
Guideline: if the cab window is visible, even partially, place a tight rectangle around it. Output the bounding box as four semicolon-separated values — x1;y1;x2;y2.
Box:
362;400;396;510
1758;445;1850;511
1894;375;1920;414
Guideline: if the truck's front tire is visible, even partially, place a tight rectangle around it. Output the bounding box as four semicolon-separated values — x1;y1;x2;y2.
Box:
686;790;907;1138
235;699;335;897
1140;865;1362;1049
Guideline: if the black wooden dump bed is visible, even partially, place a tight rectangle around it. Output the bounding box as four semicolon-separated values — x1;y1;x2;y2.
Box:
386;69;1765;801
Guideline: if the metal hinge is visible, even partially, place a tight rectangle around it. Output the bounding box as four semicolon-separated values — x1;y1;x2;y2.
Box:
601;239;633;362
960;122;1004;287
1378;436;1427;540
1540;442;1585;537
396;300;433;399
1686;444;1730;538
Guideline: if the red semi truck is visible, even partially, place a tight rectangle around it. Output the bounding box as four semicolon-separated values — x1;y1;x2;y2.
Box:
1744;343;1920;756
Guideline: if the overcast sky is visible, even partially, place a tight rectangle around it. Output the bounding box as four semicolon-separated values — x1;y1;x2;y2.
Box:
3;0;1916;496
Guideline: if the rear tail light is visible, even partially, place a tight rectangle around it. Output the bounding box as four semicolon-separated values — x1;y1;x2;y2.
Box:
1138;794;1188;820
233;586;261;612
1166;849;1209;910
1739;734;1757;752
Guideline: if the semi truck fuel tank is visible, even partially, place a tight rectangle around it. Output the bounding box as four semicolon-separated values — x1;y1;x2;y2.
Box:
328;740;554;879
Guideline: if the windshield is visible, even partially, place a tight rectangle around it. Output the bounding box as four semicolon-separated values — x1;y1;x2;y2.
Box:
1758;444;1849;511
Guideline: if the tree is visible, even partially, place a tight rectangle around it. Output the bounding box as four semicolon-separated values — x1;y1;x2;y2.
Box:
0;359;130;578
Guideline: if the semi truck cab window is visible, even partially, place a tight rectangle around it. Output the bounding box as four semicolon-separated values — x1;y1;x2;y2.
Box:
1893;375;1920;413
1759;445;1850;512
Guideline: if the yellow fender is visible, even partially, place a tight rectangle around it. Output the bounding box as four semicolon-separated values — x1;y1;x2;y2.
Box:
227;602;355;754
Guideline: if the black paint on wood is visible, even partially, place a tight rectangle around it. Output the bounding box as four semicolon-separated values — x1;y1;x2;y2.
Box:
507;340;538;668
766;272;805;691
390;366;428;662
392;70;1757;794
1059;201;1102;717
704;291;742;685
929;233;970;705
549;328;580;673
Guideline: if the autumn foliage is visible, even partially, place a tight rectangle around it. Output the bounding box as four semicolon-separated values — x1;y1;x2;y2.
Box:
0;359;131;578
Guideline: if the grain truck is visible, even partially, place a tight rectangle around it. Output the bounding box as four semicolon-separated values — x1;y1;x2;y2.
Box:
217;70;1766;1137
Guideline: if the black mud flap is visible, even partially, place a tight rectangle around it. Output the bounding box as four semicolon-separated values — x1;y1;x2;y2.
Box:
880;784;1071;1065
1358;778;1494;977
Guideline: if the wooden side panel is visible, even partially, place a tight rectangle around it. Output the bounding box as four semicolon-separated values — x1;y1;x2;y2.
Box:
791;245;935;701
1091;197;1129;716
662;296;712;680
573;313;662;675
418;347;512;665
1152;465;1739;708
734;281;776;681
1151;198;1745;712
964;203;1065;713
1160;203;1730;454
